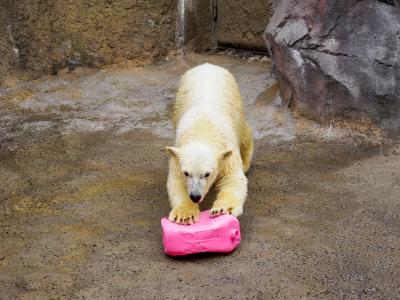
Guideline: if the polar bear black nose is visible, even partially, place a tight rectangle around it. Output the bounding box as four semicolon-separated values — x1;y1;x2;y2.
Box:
189;193;201;203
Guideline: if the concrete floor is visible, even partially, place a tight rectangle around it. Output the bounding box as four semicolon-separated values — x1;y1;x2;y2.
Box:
0;53;399;299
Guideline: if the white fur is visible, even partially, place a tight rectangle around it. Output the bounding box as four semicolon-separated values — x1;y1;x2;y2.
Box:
176;64;238;148
166;63;253;224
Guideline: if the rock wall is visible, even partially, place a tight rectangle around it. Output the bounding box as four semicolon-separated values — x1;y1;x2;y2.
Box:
265;0;400;136
1;0;273;86
0;2;19;85
182;0;216;51
182;0;273;52
1;0;177;81
217;0;272;51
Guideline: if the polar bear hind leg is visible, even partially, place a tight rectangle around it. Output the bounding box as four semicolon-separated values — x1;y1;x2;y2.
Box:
240;121;253;174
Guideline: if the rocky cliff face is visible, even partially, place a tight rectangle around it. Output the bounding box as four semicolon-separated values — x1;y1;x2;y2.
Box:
0;0;177;82
265;0;400;136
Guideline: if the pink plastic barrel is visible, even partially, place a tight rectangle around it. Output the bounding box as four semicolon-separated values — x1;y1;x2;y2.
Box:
161;210;241;256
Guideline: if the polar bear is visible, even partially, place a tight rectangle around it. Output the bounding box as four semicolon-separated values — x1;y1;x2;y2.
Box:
166;63;253;224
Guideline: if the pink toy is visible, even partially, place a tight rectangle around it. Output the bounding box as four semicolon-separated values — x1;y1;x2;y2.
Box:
161;210;241;256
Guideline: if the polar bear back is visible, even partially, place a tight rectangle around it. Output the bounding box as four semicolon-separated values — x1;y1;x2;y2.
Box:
173;63;245;139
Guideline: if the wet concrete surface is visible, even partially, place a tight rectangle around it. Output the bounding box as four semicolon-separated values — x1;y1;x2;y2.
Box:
0;53;399;299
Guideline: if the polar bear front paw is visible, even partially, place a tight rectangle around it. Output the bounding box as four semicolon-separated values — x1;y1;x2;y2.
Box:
210;200;243;217
169;205;200;225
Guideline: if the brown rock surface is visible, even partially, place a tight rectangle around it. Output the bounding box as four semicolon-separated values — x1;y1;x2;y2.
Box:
1;0;177;79
217;0;272;50
0;2;19;86
183;0;216;51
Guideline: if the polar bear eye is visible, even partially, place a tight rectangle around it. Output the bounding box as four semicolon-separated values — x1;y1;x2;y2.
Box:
204;173;210;178
184;171;189;177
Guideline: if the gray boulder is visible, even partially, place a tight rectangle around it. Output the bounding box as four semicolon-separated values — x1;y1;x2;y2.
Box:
264;0;400;136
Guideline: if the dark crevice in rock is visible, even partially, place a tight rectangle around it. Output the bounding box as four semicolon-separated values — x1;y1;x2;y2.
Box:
287;90;294;108
378;0;400;6
294;44;322;50
276;0;300;29
319;13;343;39
374;59;399;69
311;48;357;59
290;32;310;47
294;45;359;60
277;14;291;29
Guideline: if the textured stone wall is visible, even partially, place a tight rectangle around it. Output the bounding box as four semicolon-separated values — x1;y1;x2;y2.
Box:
182;0;273;52
0;2;19;85
1;0;177;81
217;0;272;51
1;0;274;86
265;0;400;136
182;0;216;51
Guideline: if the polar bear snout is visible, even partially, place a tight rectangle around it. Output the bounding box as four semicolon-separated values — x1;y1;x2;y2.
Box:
186;176;207;203
189;193;202;203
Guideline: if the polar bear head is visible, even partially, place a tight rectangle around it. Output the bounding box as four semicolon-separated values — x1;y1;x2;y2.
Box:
166;142;232;203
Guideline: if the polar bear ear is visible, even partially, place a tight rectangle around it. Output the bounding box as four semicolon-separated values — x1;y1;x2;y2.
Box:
166;146;181;159
220;150;233;161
